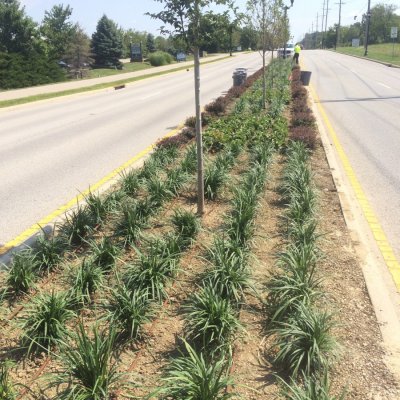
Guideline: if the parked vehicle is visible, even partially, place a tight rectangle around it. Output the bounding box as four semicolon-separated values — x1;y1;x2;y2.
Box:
277;43;294;58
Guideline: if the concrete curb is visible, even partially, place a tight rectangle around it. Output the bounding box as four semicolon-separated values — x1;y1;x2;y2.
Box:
0;225;53;270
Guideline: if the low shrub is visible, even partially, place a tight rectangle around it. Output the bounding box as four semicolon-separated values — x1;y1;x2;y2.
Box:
205;97;227;115
290;126;317;149
292;112;316;127
148;51;174;66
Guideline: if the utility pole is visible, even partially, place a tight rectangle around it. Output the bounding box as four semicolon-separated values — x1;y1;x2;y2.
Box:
316;13;319;48
322;0;326;47
324;0;330;48
311;21;314;49
283;0;295;58
335;0;345;50
364;0;371;56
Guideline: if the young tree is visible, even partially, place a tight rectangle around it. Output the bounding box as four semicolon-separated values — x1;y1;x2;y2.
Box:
64;23;93;70
91;14;123;67
41;4;75;61
147;0;232;215
247;0;286;107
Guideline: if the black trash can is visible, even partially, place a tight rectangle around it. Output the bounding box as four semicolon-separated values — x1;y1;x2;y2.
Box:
232;68;247;86
300;71;312;86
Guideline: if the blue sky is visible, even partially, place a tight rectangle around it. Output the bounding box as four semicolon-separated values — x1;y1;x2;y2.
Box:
20;0;399;42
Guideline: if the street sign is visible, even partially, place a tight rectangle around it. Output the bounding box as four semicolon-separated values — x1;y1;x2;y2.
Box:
390;27;398;39
176;52;186;62
130;43;143;62
352;38;360;47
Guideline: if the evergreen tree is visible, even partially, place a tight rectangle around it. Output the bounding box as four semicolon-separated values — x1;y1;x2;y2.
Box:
146;33;156;53
41;4;75;61
91;14;123;67
0;0;65;89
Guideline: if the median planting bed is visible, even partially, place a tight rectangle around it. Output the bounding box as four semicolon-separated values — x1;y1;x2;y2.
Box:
0;60;399;399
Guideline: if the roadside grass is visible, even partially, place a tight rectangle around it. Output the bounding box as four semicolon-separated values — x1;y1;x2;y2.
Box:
335;43;400;66
0;55;231;109
87;62;154;78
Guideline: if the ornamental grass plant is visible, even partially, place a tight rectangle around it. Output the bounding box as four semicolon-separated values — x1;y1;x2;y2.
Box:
49;324;128;400
155;340;236;400
105;285;153;341
6;250;38;295
272;305;338;377
0;361;16;400
183;284;242;355
279;372;347;400
21;291;75;355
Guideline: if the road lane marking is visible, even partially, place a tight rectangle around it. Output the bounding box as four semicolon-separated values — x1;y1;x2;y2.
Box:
308;84;400;291
0;126;183;256
377;82;391;89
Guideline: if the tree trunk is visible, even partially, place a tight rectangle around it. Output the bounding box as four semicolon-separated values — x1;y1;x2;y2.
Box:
262;49;266;109
194;46;204;215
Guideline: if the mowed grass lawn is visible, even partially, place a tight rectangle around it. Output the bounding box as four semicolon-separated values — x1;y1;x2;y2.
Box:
86;61;154;79
86;55;195;79
336;42;400;66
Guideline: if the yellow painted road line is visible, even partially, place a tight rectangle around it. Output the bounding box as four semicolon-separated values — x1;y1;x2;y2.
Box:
0;126;182;256
308;83;400;291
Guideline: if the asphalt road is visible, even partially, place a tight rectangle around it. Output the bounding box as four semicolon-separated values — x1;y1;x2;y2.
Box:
303;50;400;260
0;52;263;246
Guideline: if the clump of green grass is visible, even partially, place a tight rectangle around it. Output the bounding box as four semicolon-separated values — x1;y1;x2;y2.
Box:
84;190;109;226
124;237;179;302
7;250;38;294
266;266;321;326
106;285;153;340
68;259;104;307
279;371;347;400
88;236;120;271
272;306;338;377
204;164;228;200
202;252;251;304
119;169;140;197
21;291;75;355
138;158;160;180
152;144;179;166
165;167;189;196
171;209;200;247
146;176;173;208
34;230;65;273
156;340;235;400
114;202;148;247
59;205;95;246
183;284;242;354
49;324;128;399
103;189;126;213
0;361;16;400
180;144;197;174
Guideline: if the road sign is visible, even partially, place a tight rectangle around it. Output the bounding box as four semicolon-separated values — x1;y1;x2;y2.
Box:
130;43;143;62
352;38;360;47
390;27;398;39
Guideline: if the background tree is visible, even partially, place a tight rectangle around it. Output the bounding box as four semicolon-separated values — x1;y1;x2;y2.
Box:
64;23;93;70
147;0;232;215
146;33;156;53
239;25;258;49
91;14;123;67
120;28;147;58
0;0;39;54
41;4;75;61
0;0;65;89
